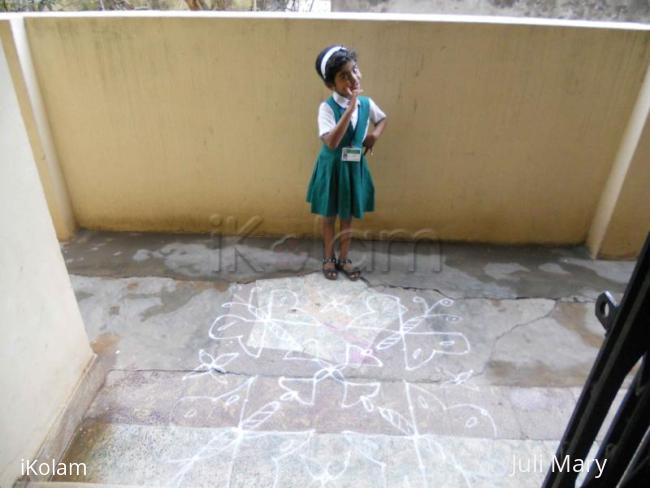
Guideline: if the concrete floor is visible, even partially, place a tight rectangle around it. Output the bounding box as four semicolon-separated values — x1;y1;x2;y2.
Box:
54;230;635;487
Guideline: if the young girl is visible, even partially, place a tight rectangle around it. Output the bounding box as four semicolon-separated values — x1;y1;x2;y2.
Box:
306;45;387;281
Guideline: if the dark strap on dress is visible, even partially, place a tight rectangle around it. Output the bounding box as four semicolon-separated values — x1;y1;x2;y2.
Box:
326;96;370;149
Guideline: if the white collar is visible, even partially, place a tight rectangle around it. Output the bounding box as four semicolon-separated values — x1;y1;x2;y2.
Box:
333;91;360;109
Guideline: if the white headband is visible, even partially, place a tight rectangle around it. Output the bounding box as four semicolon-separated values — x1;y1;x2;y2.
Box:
320;45;344;78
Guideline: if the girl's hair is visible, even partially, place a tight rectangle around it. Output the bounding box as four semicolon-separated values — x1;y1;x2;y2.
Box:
315;45;358;85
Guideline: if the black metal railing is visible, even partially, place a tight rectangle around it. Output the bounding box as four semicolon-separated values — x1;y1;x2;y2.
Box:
543;232;650;487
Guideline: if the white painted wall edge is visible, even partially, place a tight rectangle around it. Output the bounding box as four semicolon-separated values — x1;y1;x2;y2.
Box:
0;28;91;485
7;15;76;240
0;11;648;31
587;62;650;258
25;353;101;484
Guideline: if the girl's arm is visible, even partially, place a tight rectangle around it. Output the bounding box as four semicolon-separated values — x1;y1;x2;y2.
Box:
321;88;363;150
363;117;387;154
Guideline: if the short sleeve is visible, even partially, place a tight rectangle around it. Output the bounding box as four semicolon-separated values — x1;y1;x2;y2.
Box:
368;98;387;125
318;102;336;137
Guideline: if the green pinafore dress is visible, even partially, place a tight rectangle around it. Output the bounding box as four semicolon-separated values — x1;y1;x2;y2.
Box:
306;96;375;220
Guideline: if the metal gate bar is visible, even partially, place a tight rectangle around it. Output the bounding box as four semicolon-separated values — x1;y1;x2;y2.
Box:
542;233;650;488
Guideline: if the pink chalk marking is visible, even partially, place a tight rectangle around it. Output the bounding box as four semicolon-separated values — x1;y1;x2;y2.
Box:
321;321;375;366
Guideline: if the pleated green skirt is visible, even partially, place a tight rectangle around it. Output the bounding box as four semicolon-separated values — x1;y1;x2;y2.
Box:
306;147;375;220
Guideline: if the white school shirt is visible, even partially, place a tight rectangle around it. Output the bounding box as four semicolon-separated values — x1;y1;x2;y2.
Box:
317;92;386;141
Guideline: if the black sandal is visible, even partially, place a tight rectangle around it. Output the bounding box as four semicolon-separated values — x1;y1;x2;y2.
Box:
336;258;361;281
322;256;338;280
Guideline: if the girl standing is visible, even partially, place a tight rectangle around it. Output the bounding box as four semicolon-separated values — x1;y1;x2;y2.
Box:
306;45;387;281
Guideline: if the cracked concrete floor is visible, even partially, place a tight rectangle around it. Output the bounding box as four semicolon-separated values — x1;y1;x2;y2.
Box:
56;231;635;487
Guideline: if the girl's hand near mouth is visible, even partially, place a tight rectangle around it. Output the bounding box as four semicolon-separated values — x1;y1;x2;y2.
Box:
345;86;364;104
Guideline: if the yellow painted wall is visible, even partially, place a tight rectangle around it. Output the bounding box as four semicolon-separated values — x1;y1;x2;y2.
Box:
23;13;650;247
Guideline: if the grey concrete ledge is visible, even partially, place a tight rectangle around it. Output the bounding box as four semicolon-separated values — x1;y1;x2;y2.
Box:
62;230;635;301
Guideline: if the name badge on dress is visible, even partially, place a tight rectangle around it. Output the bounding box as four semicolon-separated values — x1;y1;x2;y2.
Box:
341;147;362;162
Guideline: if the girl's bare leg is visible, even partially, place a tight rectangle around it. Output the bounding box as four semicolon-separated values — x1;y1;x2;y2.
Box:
338;218;360;279
322;216;337;275
338;218;352;260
